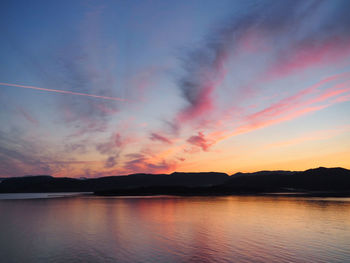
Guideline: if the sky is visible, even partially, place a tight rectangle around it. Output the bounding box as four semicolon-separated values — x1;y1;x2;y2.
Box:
1;0;350;178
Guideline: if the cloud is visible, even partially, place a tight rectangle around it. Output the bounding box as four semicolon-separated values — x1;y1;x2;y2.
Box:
0;130;58;176
176;25;228;124
16;106;39;125
3;1;350;177
212;73;350;142
96;133;124;155
123;153;176;174
64;143;87;154
175;0;350;129
187;132;213;151
96;133;126;168
150;132;172;144
170;0;350;153
105;155;119;168
37;6;126;137
54;44;120;135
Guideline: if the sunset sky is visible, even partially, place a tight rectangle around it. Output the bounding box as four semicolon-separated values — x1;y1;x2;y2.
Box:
1;0;350;177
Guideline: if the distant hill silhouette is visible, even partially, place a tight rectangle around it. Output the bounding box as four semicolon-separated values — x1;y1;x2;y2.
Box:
221;167;350;193
0;167;349;196
0;172;228;193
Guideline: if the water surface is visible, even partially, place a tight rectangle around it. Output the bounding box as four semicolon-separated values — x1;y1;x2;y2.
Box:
1;195;349;262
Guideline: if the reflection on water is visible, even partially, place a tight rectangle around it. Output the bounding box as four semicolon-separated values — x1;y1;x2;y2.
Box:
1;195;350;263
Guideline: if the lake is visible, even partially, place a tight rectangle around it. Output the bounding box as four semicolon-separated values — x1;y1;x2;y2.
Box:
1;194;350;263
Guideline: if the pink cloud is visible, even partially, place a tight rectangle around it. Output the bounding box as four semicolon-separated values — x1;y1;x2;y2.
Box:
178;84;215;122
150;133;172;144
123;153;177;174
210;73;350;144
173;26;350;139
96;132;134;155
187;132;213;151
333;94;350;103
241;77;344;127
265;40;350;81
230;37;350;117
234;105;328;136
244;74;349;125
177;42;229;125
96;132;139;168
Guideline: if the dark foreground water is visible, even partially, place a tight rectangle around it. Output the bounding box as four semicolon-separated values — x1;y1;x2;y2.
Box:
1;195;350;263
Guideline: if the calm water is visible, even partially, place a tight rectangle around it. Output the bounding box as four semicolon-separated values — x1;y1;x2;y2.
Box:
1;195;350;263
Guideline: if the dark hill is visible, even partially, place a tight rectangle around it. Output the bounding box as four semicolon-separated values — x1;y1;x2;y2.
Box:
1;167;350;195
222;167;350;192
96;167;350;196
0;172;229;193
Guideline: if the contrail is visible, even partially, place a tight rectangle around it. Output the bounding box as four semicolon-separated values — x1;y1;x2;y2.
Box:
0;82;126;102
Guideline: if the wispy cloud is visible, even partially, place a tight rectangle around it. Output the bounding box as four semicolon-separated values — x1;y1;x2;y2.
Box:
2;0;350;177
212;73;350;143
187;132;213;151
122;153;176;174
16;106;39;125
174;0;350;128
150;132;173;144
96;133;130;168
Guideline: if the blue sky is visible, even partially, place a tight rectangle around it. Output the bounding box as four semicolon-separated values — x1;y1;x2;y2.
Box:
1;0;350;177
